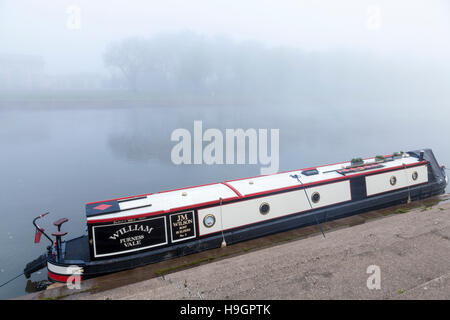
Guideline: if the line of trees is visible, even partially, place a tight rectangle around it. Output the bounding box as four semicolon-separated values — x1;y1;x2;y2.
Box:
103;32;450;102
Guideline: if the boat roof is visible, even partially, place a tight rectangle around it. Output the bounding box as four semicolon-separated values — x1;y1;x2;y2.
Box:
86;153;426;223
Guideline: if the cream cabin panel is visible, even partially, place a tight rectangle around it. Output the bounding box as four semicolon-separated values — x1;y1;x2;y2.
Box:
307;180;352;209
365;165;428;197
198;180;350;236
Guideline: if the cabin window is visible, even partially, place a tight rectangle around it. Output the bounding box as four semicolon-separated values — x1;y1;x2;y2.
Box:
203;214;216;228
259;202;270;215
311;192;320;203
390;176;397;186
412;171;418;181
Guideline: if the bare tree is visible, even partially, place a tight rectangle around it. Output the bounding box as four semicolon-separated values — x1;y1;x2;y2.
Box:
103;37;149;91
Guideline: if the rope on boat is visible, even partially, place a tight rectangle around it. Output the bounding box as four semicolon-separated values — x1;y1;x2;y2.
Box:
219;197;227;248
290;174;326;238
0;272;24;288
402;163;412;204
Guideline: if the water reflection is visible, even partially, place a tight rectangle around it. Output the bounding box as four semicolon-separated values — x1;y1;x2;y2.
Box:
24;279;51;294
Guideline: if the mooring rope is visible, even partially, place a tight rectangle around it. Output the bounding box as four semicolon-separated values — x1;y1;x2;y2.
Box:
290;174;326;238
0;272;24;288
402;163;412;204
219;197;227;247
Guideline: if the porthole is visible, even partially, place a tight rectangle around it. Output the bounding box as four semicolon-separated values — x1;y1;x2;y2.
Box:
390;176;397;186
203;214;216;228
412;171;418;181
311;192;320;203
259;202;270;215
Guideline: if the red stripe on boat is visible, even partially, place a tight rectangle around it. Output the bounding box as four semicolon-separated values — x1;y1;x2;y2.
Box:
87;196;239;224
48;271;82;283
86;193;153;205
221;182;243;198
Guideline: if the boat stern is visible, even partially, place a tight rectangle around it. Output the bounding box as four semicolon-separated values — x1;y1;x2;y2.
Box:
47;260;84;283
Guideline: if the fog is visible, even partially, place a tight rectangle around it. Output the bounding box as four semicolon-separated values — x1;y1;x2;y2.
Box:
0;1;450;299
1;0;449;95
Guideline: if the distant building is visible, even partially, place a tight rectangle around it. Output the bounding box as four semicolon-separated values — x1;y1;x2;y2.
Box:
0;53;109;91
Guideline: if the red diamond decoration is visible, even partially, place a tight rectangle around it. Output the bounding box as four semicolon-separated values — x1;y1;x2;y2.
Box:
94;204;112;211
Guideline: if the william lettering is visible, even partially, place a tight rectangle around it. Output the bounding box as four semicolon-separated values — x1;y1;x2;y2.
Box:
109;224;154;240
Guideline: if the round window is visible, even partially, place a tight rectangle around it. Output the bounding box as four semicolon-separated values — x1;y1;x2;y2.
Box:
311;192;320;203
259;202;270;215
390;176;397;186
412;171;418;181
203;214;216;228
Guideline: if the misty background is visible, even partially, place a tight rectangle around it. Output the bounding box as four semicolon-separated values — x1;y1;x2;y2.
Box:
1;0;449;103
0;0;450;299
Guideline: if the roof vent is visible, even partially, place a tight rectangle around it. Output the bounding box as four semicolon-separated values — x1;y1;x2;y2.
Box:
301;169;319;176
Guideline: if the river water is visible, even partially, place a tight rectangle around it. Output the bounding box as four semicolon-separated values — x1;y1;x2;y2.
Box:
0;102;448;299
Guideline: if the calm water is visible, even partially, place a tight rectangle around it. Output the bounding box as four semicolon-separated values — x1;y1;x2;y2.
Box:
0;102;449;299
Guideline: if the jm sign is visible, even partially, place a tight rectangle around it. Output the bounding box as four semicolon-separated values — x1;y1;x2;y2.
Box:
170;211;196;243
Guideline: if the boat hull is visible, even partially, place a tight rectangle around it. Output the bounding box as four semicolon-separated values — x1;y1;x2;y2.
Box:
45;149;448;282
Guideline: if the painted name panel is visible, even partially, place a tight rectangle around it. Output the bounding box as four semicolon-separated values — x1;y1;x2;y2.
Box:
92;216;168;258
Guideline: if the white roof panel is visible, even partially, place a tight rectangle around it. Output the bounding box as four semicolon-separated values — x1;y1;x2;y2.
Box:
87;154;423;222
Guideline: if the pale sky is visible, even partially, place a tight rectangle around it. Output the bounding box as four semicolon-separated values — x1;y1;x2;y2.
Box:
1;0;449;74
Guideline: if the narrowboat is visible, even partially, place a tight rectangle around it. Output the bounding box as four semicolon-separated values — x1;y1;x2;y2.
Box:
24;149;448;283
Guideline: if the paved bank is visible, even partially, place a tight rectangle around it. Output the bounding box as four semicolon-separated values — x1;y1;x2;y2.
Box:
19;195;450;300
